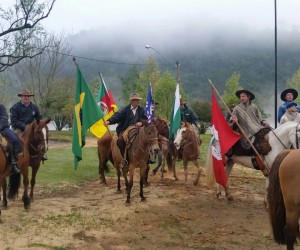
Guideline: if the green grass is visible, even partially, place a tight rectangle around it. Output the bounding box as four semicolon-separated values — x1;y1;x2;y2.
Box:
36;146;102;186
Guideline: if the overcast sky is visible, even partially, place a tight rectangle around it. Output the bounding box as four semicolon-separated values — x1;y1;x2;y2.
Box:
42;0;300;35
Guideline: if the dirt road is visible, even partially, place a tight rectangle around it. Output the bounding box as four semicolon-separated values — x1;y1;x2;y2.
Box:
1;158;296;250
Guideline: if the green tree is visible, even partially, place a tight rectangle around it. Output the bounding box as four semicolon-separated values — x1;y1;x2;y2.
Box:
287;68;300;104
222;72;243;107
120;65;140;103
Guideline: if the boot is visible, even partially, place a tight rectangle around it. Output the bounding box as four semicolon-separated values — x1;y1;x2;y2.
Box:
10;146;20;175
117;138;128;169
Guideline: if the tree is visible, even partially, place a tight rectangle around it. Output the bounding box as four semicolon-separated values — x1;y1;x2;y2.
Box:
120;65;140;103
0;0;56;72
12;33;71;108
41;77;75;130
222;72;243;107
287;68;300;104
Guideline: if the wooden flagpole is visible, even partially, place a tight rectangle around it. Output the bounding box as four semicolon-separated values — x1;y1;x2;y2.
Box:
208;79;269;175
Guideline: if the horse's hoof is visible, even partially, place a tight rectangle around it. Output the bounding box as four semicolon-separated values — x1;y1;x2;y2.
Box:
125;200;131;205
193;180;199;186
227;196;234;202
174;177;179;181
216;192;221;199
152;170;157;175
99;180;108;186
141;197;146;202
144;182;150;187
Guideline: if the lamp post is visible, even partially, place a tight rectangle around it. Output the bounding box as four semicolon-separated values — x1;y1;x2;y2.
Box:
274;0;278;128
145;45;180;83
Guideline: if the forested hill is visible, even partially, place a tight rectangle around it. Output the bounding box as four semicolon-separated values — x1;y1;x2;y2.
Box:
64;27;300;103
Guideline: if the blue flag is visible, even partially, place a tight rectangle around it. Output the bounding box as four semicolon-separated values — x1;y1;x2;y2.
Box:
145;82;153;123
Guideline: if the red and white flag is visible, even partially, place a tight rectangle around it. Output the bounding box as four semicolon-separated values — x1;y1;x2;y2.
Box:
211;88;241;188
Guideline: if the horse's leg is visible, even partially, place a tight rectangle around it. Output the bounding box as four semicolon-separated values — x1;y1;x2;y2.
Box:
30;164;40;202
193;160;201;186
140;166;146;202
152;151;162;175
172;157;178;181
183;160;188;184
22;169;31;210
263;177;270;209
126;165;134;204
160;152;166;180
115;164;121;192
143;164;150;187
224;158;234;201
1;178;7;209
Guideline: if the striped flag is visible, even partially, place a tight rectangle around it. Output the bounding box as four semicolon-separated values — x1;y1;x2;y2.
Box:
145;82;153;123
169;84;181;140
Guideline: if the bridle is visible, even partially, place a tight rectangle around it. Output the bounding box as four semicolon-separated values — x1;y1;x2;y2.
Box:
271;122;300;149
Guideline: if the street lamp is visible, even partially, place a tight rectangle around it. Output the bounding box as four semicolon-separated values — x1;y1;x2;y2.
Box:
145;45;180;83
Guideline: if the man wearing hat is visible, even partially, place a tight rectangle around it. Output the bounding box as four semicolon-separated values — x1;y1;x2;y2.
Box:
106;93;148;167
10;89;47;161
278;88;298;123
279;101;300;124
230;89;270;154
179;97;200;129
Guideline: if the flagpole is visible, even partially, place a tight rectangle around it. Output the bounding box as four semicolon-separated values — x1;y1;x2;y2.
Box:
208;79;269;175
97;72;113;136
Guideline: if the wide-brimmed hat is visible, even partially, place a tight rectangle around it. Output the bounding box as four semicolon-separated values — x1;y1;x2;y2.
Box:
285;101;297;109
130;93;142;100
280;88;298;101
235;89;255;101
18;89;34;97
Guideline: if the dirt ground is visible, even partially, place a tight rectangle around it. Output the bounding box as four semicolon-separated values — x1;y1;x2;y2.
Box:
0;140;298;250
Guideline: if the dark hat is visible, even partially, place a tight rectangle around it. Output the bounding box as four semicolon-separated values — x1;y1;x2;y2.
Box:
285;101;297;109
18;89;34;97
130;93;142;100
235;89;255;101
280;88;298;101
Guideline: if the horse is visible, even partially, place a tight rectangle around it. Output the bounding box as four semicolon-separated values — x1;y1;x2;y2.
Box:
172;122;201;185
1;118;50;211
152;117;173;177
98;123;160;203
268;149;300;250
206;121;300;202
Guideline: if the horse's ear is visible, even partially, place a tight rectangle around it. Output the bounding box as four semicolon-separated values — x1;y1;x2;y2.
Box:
45;118;51;124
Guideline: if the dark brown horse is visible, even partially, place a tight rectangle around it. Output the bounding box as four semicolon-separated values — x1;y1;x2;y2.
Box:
268;149;300;250
172;122;201;185
1;118;50;211
98;123;160;203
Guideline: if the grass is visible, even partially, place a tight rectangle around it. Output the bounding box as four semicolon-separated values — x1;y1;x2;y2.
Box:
35;132;211;188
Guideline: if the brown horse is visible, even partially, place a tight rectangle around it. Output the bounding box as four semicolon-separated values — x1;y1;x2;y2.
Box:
172;122;201;185
268;149;300;250
98;123;160;203
1;118;50;211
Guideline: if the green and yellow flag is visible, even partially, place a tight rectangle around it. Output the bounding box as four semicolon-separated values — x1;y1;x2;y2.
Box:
72;64;104;169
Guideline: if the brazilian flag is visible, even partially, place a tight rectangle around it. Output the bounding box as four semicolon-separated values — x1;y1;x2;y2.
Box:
72;63;104;169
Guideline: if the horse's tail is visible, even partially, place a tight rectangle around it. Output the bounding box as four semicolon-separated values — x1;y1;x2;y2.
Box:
8;172;21;199
205;142;216;186
268;149;292;244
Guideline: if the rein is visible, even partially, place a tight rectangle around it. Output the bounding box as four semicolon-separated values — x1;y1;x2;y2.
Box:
138;125;158;152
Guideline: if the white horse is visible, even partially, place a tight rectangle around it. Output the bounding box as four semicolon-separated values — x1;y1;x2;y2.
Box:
206;121;300;201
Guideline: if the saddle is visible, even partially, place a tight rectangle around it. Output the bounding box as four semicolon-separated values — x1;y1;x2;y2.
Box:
122;125;139;149
0;132;10;157
229;127;272;157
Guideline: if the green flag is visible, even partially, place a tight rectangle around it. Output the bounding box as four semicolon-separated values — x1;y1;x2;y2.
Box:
169;84;181;140
72;64;104;169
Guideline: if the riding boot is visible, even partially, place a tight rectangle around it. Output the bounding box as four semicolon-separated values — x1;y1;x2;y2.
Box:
10;145;20;175
117;138;128;169
42;154;48;161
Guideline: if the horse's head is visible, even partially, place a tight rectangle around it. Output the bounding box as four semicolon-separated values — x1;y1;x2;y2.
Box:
144;123;160;155
174;122;194;149
153;117;169;138
28;118;51;157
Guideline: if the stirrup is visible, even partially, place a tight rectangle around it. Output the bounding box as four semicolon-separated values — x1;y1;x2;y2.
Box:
42;154;48;161
119;159;128;169
11;163;20;175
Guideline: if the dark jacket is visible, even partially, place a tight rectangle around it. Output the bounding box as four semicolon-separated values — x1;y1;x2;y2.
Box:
0;104;10;131
107;104;147;136
10;101;42;131
180;104;199;125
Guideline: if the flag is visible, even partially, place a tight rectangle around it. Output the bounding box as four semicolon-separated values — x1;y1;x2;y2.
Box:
169;84;181;140
72;64;104;169
90;74;118;138
145;82;153;123
211;88;241;187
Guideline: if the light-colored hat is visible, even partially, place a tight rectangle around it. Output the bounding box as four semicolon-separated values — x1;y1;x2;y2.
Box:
18;89;34;97
130;93;142;100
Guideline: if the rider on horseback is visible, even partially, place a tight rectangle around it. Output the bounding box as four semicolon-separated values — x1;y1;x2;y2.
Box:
105;93;148;168
229;90;271;156
0;103;21;175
